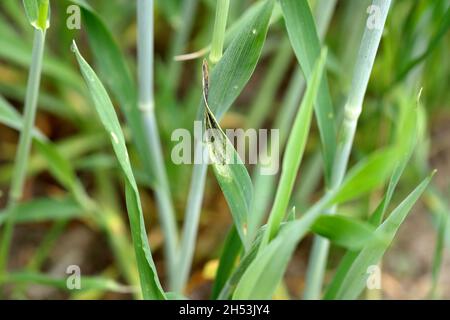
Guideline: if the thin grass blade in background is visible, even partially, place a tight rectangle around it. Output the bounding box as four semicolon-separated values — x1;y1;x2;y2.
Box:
0;197;82;226
4;271;132;294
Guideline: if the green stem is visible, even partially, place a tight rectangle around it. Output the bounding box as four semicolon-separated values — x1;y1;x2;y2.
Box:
173;143;208;293
137;0;178;290
209;0;230;64
0;28;46;277
303;0;392;300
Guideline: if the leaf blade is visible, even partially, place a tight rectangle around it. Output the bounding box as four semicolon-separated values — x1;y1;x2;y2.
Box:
72;42;165;300
280;0;336;182
330;172;434;300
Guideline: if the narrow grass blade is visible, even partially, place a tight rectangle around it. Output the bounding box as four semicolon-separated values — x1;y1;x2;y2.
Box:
211;226;242;299
22;0;39;26
203;60;253;243
280;0;336;182
327;172;434;300
209;0;275;119
233;200;327;299
370;91;419;225
391;7;450;87
325;92;420;298
260;48;327;250
72;42;165;300
311;215;384;250
0;197;82;226
209;0;230;64
304;0;392;298
0;133;107;184
68;0;156;184
425;186;450;298
331;148;400;204
72;2;178;283
34;140;77;191
218;227;265;299
3;271;132;293
0;94;44;139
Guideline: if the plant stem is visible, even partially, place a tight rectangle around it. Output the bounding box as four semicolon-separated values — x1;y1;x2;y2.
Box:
137;0;178;290
0;28;46;277
173;142;208;292
209;0;230;64
303;0;392;300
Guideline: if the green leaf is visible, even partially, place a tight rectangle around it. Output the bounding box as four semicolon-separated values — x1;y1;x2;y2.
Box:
3;271;131;293
22;0;39;26
428;187;450;298
232;193;334;299
218;227;265;299
0;133;107;184
331;148;400;204
0;94;44;139
326;172;434;300
210;0;275;120
72;42;165;300
261;48;328;248
0;197;83;226
280;0;336;183
370;90;419;225
311;215;384;250
22;0;50;30
165;292;188;300
0;30;84;93
68;0;156;184
325;93;420;298
34;140;77;191
232;48;331;298
233;214;318;299
392;7;450;87
211;226;242;299
203;65;253;243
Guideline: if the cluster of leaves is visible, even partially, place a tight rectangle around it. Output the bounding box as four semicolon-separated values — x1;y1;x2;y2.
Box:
0;0;448;300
